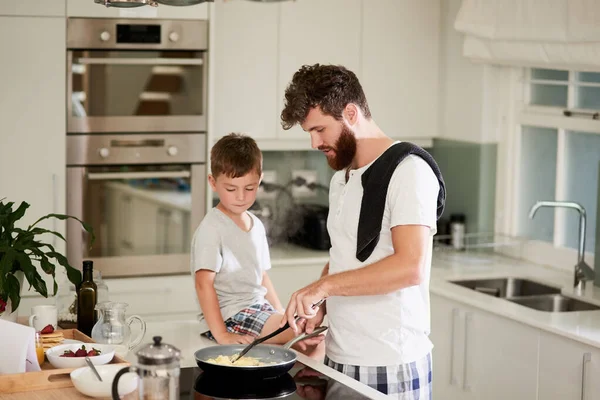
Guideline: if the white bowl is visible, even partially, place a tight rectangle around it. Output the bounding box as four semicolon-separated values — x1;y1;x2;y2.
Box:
71;364;138;398
46;343;115;369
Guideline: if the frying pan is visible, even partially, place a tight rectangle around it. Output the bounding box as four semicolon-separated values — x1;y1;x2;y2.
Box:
194;326;328;379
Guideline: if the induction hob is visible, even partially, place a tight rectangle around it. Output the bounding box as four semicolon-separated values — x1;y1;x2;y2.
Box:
179;362;376;400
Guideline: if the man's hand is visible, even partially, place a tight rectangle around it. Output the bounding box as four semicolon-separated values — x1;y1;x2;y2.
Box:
280;279;329;333
213;332;254;345
293;316;326;352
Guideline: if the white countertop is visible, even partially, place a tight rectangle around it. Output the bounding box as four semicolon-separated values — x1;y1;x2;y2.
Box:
430;249;600;348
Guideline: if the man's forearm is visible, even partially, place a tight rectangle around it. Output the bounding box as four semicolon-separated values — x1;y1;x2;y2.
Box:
321;254;422;297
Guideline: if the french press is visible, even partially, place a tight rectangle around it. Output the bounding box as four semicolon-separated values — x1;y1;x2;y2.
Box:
112;336;181;400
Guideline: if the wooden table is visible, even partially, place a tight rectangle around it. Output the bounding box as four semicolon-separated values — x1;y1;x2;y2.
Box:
0;388;138;399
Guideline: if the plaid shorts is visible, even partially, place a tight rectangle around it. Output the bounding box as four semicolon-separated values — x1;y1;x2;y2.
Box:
204;302;276;341
324;353;432;400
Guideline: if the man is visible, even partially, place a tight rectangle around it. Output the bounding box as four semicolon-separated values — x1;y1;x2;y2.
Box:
279;64;445;399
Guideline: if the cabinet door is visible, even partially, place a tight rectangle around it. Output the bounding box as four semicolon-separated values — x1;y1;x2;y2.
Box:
0;0;65;17
538;331;600;400
0;16;66;242
431;294;539;400
105;275;198;318
276;0;362;140
466;307;539;400
66;0;208;19
0;16;66;297
430;294;468;400
361;0;440;140
212;0;279;140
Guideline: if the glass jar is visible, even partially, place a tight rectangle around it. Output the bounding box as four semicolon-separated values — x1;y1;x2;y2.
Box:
56;282;78;329
94;270;110;304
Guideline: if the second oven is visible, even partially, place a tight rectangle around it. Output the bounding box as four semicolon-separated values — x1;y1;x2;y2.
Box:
66;133;206;277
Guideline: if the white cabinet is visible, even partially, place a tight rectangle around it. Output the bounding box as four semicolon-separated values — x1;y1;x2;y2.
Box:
66;0;208;19
538;332;600;400
212;0;279;141
211;0;437;148
105;275;197;319
361;0;440;140
276;0;362;141
0;0;65;16
430;294;539;400
0;16;66;246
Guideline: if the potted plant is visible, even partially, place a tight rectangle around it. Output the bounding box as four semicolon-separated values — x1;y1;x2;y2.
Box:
0;199;94;321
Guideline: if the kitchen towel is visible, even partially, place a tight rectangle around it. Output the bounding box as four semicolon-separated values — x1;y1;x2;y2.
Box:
0;319;41;374
356;141;446;262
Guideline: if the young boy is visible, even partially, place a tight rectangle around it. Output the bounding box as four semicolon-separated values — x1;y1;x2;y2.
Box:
191;133;324;351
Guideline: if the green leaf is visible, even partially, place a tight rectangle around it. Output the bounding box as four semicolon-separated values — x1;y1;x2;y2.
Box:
2;202;29;232
46;251;82;288
0;249;16;279
15;253;48;298
4;273;21;311
15;227;67;244
29;214;95;249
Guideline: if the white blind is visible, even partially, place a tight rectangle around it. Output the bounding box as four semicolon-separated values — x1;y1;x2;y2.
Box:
454;0;600;71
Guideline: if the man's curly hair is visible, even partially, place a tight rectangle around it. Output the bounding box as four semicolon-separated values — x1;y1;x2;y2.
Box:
280;64;371;130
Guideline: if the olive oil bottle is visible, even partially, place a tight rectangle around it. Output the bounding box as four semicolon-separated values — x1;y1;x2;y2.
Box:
77;260;97;336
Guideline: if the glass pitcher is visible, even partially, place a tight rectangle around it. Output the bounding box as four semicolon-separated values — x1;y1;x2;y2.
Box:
91;301;146;358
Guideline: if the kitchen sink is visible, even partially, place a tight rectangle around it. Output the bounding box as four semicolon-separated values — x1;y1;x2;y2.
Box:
451;277;561;298
508;294;600;312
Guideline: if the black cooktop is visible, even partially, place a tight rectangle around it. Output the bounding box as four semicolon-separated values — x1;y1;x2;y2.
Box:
179;363;374;400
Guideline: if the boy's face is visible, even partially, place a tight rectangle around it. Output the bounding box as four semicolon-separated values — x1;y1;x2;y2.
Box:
208;171;262;215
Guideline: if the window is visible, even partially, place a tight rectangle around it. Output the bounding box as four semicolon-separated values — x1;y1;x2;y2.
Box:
510;68;600;258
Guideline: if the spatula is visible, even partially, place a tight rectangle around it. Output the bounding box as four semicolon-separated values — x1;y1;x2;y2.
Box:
231;298;325;363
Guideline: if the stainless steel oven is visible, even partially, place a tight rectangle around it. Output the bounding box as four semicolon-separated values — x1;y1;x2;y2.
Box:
66;134;206;277
67;18;208;133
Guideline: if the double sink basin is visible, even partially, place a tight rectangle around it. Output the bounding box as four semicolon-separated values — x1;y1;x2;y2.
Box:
451;277;600;312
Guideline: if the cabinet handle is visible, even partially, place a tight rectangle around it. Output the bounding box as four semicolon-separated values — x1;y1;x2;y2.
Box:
52;173;58;247
462;312;472;391
449;308;459;385
581;352;591;400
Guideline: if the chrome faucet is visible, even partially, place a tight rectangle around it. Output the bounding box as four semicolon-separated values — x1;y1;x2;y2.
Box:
528;201;595;292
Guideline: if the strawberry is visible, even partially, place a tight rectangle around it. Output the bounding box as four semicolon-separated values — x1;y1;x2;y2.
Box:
60;350;76;358
75;348;87;357
40;324;54;334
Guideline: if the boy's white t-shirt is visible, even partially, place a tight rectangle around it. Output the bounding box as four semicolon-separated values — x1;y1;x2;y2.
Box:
190;207;271;334
325;148;440;366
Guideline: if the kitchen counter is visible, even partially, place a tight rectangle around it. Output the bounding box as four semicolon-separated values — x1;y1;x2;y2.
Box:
430;249;600;348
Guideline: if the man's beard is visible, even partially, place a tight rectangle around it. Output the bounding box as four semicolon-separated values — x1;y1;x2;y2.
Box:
319;125;357;171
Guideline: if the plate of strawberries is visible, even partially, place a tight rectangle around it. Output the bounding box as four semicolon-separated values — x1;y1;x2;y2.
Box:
46;343;115;369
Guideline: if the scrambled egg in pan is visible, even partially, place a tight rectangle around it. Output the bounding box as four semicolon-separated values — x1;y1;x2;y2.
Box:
205;354;276;367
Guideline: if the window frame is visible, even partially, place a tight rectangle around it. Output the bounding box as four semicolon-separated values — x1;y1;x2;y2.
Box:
496;68;599;271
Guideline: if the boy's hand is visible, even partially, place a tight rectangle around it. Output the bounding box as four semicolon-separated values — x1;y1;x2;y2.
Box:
214;332;255;345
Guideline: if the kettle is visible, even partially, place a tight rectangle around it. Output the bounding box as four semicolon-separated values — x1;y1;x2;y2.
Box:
112;336;181;400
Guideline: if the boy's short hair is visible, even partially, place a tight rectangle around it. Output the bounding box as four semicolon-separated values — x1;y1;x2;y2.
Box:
210;133;262;178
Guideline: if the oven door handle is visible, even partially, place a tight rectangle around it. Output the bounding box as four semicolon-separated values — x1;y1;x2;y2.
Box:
76;57;203;66
87;171;191;180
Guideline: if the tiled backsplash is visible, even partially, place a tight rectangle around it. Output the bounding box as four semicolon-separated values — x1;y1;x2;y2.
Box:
431;138;497;235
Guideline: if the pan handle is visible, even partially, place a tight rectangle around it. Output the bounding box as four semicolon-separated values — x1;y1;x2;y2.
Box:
283;326;328;350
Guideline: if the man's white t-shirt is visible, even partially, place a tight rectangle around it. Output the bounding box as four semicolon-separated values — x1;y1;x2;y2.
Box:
325;144;440;367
